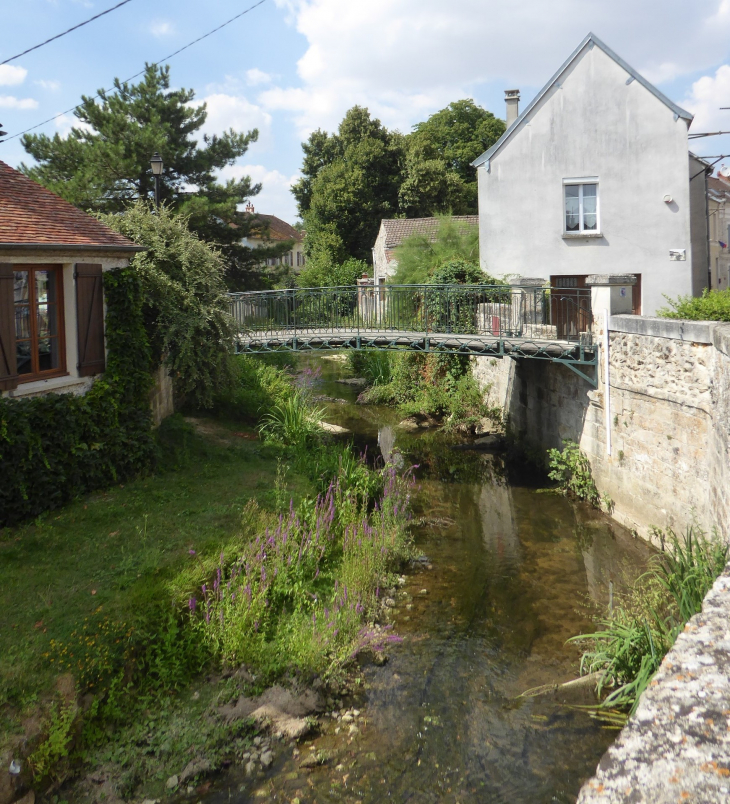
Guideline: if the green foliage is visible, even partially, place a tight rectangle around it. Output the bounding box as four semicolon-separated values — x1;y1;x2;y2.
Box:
28;702;77;783
258;393;325;446
548;440;602;508
20;63;281;290
0;267;154;528
658;287;730;321
212;355;295;423
99;202;235;408
571;526;728;714
295;99;504;272
298;257;370;288
347;350;394;386
390;220;483;284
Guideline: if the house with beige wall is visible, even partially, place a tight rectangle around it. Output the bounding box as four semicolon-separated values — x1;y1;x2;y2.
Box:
0;160;143;399
708;173;730;290
240;203;305;272
472;33;710;316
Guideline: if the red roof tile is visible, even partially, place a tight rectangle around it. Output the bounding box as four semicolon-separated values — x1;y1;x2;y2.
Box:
380;215;478;249
245;213;304;243
0;160;141;251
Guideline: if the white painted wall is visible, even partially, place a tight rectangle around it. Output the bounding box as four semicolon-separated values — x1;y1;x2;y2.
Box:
477;43;702;316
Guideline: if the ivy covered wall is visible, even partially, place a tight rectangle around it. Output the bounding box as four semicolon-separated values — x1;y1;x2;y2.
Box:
0;267;155;528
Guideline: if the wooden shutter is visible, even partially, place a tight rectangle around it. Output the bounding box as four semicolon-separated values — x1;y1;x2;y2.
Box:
0;263;18;391
75;263;106;377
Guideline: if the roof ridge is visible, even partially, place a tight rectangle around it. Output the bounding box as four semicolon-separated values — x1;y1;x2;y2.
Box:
472;32;693;169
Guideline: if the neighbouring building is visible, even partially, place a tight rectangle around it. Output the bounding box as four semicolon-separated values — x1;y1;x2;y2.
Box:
472;32;710;316
708;172;730;290
240;203;306;271
372;216;479;284
0;160;143;399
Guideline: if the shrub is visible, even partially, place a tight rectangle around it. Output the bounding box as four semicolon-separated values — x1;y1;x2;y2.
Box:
212;355;295;423
258;393;325;446
547;440;602;508
658;288;730;321
347;350;394;386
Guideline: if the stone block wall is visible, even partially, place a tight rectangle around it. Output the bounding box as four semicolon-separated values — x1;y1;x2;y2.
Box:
473;317;730;542
150;363;174;427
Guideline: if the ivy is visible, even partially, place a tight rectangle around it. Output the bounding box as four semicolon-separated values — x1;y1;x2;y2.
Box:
0;267;155;528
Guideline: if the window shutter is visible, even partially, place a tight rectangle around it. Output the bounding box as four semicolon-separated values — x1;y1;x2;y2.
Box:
75;263;106;377
0;263;18;391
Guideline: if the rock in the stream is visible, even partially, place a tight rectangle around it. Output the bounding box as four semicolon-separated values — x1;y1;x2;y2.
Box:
260;751;274;769
244;761;257;778
165;775;179;790
179;757;212;784
319;421;350;435
336;377;367;388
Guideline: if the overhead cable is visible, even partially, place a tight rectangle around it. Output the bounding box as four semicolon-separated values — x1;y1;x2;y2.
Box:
1;0;135;66
1;0;269;143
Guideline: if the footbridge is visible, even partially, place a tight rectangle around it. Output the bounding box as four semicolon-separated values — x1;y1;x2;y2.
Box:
228;284;598;386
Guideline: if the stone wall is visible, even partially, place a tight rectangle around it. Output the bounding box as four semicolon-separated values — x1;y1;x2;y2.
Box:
473;316;730;543
150;363;174;427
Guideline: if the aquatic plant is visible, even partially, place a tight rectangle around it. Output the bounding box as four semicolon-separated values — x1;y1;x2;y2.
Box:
570;526;728;714
258;392;326;446
547;439;602;508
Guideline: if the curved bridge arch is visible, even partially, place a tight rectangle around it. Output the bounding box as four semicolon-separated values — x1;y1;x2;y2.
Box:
228;284;598;386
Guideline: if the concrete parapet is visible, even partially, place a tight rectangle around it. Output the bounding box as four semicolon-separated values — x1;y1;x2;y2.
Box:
609;314;714;343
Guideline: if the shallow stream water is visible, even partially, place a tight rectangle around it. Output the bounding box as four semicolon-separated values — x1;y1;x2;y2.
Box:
203;355;654;804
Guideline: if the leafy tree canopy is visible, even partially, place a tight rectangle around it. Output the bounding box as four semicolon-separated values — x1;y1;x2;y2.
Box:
298;257;369;289
99;201;235;408
21;64;289;290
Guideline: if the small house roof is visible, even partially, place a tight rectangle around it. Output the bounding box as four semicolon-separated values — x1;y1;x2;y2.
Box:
0;160;142;252
472;32;694;169
246;213;304;243
379;216;479;250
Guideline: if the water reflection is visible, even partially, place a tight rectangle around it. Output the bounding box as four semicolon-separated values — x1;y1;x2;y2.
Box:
201;356;654;804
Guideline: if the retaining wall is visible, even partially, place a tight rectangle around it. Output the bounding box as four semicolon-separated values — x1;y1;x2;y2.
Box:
474;316;730;543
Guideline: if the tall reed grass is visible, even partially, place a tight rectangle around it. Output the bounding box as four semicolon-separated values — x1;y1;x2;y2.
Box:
571;526;728;714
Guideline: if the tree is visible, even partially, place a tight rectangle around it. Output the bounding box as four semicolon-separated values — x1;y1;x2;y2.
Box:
99;201;235;409
21;64;288;290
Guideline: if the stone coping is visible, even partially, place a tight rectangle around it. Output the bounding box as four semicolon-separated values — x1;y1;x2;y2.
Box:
578;563;730;803
609;315;714;343
586;274;637;286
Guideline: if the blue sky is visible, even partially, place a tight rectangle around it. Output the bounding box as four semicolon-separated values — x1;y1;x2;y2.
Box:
2;0;730;223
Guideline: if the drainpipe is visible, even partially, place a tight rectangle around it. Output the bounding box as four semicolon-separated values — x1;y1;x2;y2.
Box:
603;309;612;458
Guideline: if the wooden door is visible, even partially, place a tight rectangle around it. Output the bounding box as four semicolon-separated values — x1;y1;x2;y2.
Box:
550;275;589;339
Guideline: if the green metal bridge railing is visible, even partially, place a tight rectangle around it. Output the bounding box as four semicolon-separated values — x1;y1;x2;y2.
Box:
228;284;598;385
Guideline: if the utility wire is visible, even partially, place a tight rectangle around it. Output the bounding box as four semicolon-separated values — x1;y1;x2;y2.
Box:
1;0;135;66
1;0;269;143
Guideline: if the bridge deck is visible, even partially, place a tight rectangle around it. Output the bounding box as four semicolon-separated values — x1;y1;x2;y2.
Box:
235;327;596;362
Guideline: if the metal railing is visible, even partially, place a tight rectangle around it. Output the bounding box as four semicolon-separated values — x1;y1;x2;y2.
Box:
228;284;593;344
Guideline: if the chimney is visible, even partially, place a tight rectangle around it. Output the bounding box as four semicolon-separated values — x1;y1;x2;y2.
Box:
245;201;255;213
505;89;520;127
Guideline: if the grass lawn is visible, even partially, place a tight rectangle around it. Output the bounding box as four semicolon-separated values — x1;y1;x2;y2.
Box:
0;414;314;727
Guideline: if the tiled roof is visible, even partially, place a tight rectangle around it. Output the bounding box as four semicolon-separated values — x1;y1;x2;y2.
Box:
708;176;730;196
246;213;304;243
380;215;478;249
0;160;141;250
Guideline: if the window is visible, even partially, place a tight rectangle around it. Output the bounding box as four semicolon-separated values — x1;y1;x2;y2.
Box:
14;265;65;382
564;181;599;233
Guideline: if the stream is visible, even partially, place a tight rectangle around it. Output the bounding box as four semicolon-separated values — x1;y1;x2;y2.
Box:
203;354;654;804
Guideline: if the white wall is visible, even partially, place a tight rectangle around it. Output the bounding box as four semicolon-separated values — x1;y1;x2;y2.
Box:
477;43;696;316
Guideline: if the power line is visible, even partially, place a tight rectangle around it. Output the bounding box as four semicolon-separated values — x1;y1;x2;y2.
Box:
1;0;269;143
1;0;135;66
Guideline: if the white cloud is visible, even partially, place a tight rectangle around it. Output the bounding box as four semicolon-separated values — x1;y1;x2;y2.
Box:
35;79;61;91
150;20;174;37
0;96;38;110
683;65;730;133
220;163;299;222
269;0;730;137
54;113;94;138
192;93;273;150
0;65;28;87
246;68;273;87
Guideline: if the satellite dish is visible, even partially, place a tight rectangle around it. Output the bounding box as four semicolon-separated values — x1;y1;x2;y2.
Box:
720;164;730;178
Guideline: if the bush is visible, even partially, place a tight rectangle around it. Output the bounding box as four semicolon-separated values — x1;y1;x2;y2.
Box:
212;355;295;423
0;267;155;528
657;288;730;321
347;350;394;386
548;439;602;508
298;256;369;288
258;393;325;446
99;202;235;408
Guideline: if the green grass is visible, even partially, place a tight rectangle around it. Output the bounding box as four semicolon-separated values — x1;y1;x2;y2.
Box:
0;414;314;718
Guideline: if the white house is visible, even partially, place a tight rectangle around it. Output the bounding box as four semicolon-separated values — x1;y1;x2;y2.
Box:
372;216;479;284
0;160;143;399
472;33;709;316
239;203;306;271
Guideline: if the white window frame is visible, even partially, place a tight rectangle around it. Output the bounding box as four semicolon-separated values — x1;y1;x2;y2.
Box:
563;177;600;236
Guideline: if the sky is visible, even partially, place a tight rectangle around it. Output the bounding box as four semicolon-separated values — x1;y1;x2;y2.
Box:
2;0;730;223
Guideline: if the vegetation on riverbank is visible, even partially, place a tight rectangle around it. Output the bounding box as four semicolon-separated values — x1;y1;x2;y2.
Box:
571;526;728;714
1;355;414;801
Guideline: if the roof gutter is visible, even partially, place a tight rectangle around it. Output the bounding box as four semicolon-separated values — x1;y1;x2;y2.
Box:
0;242;146;254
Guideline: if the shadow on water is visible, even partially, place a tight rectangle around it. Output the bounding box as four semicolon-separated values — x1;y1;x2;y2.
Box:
203;355;654;804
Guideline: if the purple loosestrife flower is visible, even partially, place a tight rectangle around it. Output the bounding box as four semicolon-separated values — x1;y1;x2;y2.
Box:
189;598;197;613
188;549;196;556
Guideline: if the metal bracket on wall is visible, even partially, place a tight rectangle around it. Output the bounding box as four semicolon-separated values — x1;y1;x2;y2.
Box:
554;356;599;388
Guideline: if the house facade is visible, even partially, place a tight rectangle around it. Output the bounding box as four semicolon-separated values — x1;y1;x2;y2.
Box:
372;215;479;284
708;173;730;290
472;33;709;316
240;203;305;271
0;160;143;399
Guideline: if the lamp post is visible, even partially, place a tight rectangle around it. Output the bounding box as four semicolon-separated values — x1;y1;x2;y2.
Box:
150;152;163;209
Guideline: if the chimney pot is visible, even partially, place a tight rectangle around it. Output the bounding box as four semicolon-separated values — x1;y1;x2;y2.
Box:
505;89;520;127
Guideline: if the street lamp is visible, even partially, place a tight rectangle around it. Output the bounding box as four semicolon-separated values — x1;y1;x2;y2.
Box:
150;152;163;209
